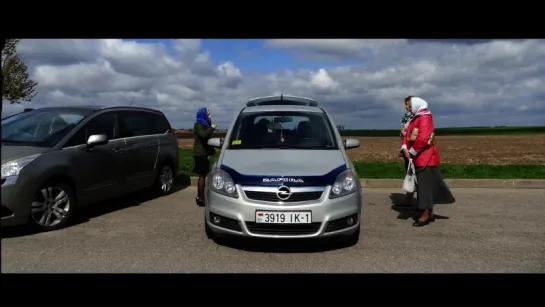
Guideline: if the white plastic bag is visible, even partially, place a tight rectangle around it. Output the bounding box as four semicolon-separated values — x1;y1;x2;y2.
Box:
402;159;417;193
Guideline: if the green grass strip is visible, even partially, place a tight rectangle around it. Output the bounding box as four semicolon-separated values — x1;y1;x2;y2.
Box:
177;149;545;179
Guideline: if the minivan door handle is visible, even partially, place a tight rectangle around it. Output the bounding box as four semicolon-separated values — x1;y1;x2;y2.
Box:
147;144;159;148
113;148;125;154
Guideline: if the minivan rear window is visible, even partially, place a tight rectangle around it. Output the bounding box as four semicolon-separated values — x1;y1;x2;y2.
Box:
146;112;171;134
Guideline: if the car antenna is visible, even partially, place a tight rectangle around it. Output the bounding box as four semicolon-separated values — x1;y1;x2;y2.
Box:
129;97;135;106
280;94;283;101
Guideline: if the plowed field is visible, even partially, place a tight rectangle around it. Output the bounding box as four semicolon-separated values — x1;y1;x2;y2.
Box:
177;134;545;165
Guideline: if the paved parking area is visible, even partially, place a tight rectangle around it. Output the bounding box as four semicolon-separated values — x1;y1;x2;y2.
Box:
2;186;544;273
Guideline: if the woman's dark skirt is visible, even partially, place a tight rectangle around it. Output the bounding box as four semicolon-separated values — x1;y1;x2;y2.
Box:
415;166;455;210
193;155;210;176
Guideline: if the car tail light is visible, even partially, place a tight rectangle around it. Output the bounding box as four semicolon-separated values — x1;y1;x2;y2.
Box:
167;128;176;136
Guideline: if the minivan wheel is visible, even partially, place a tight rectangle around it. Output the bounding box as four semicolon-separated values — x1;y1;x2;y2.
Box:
154;163;174;195
29;181;75;232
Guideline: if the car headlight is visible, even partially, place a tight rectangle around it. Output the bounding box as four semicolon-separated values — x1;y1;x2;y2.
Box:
1;154;42;179
210;168;239;198
330;169;357;198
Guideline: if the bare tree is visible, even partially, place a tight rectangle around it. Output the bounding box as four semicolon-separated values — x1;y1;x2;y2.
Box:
1;39;38;115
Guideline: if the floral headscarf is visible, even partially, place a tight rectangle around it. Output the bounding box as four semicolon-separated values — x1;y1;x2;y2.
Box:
400;111;413;128
400;111;413;138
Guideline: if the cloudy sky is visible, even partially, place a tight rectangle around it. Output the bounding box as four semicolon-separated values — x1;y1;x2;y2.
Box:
4;39;545;129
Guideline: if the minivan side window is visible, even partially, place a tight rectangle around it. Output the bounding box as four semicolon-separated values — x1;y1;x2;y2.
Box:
64;128;87;148
147;112;170;134
64;112;116;147
118;111;157;138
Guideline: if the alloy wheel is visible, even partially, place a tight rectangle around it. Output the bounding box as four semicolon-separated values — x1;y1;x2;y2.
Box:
159;166;173;193
30;186;71;228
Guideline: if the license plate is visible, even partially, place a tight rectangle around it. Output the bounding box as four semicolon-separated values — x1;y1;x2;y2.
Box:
255;211;312;224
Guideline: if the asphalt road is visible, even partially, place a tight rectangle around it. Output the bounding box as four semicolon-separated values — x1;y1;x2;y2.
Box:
2;186;544;273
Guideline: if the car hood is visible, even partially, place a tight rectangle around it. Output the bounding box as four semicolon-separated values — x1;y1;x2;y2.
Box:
1;145;50;164
219;149;347;186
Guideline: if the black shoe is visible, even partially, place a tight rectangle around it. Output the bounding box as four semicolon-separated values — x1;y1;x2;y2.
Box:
413;217;431;227
196;197;205;207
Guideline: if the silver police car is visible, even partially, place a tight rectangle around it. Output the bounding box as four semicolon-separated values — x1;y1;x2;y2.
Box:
204;95;363;245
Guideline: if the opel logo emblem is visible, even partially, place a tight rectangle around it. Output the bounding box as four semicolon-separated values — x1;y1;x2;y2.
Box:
276;185;292;201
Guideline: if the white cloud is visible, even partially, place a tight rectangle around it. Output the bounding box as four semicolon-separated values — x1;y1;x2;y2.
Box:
216;62;243;89
2;38;544;129
309;68;338;94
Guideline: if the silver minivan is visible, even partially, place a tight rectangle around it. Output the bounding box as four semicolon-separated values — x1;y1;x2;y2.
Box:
204;95;363;245
1;106;179;231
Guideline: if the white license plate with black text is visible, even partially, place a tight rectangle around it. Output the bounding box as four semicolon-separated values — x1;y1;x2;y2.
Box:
255;211;312;224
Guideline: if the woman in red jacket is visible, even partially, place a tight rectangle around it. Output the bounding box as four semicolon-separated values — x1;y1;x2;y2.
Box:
401;97;455;227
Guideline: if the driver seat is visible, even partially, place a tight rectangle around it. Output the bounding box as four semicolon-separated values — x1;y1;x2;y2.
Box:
296;121;312;139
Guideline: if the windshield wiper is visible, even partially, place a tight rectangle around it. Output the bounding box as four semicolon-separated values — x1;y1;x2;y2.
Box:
1;139;49;146
250;146;330;150
1;139;27;143
234;144;335;150
289;145;335;150
289;146;319;149
251;146;292;149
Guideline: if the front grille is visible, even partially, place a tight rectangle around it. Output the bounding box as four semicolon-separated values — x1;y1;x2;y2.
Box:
245;222;321;236
244;191;323;203
209;213;242;232
325;214;359;233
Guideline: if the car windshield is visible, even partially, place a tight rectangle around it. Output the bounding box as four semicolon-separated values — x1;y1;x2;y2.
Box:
228;111;337;150
1;109;90;147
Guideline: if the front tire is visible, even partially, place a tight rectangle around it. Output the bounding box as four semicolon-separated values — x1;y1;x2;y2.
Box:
29;181;76;232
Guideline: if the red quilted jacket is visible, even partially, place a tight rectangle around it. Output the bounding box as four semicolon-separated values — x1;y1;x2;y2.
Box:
401;111;440;167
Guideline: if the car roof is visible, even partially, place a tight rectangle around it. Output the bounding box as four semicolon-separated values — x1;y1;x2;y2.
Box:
241;105;325;113
35;105;104;111
29;105;166;116
246;95;318;107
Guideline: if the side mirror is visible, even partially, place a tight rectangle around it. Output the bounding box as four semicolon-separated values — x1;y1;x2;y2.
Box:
344;138;360;150
86;134;109;151
207;138;224;148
